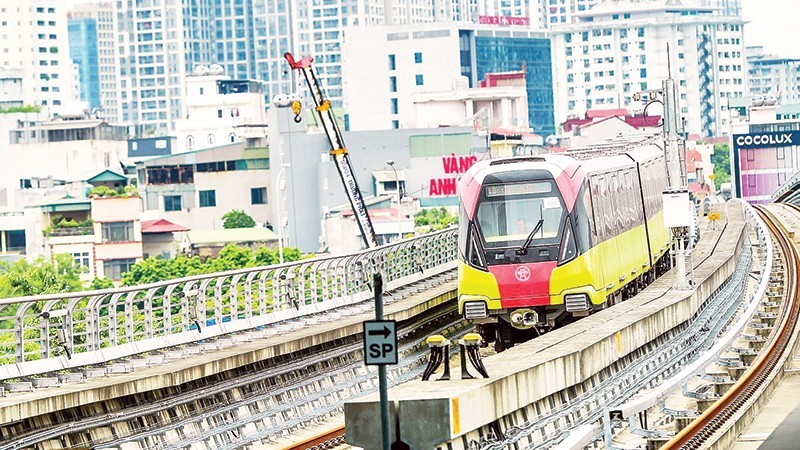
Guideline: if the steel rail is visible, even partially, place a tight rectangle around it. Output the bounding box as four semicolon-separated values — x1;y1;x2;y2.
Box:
281;425;346;450
661;204;799;449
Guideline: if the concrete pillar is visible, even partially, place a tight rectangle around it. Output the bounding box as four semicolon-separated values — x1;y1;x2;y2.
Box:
501;98;512;128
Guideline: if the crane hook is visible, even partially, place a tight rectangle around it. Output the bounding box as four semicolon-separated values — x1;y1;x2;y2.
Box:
291;100;302;123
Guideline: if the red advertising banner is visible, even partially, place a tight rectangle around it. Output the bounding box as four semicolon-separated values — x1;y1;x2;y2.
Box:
478;15;530;26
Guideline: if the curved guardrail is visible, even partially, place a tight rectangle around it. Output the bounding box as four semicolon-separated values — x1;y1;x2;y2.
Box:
0;228;457;380
771;170;800;203
602;199;772;438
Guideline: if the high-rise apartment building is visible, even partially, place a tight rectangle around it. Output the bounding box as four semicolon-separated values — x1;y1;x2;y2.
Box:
0;0;77;113
551;0;746;137
343;22;555;136
746;46;800;106
113;0;215;136
69;1;122;122
543;0;740;27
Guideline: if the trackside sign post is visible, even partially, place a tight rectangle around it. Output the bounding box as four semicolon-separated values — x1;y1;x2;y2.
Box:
364;273;394;450
364;320;398;365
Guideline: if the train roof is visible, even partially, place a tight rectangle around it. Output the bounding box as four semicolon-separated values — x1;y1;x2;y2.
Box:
465;154;580;185
465;133;664;182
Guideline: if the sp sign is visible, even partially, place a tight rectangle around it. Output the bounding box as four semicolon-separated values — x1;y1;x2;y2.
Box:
363;320;398;365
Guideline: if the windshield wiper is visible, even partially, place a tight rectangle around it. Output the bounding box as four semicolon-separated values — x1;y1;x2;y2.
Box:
516;219;545;255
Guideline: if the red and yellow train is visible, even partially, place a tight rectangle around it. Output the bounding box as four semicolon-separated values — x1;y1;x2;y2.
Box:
457;145;671;350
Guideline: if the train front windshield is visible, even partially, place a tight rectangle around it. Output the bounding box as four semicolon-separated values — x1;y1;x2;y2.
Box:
475;182;564;249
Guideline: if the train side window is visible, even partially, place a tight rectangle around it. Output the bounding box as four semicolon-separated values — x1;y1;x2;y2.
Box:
603;176;613;238
610;173;621;233
590;177;602;240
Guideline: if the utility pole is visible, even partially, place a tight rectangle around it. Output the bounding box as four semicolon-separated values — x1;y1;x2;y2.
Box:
661;75;693;290
634;59;692;290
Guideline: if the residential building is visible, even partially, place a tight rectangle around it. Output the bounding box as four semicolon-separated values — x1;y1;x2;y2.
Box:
0;68;24;108
746;46;800;107
558;109;660;148
561;108;661;132
729;101;800;204
28;192;143;281
550;0;747;137
411;72;530;134
136;142;272;232
544;0;598;26
342;22;555;136
141;219;189;259
0;115;128;212
543;0;740;26
174;66;268;154
0;0;79;114
0;113;129;262
324;203;416;254
114;0;214;136
68;1;122;122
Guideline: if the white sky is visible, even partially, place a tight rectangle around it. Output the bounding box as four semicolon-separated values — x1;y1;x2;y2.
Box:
741;0;800;58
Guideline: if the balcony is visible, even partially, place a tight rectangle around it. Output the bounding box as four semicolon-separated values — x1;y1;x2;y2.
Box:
47;226;94;237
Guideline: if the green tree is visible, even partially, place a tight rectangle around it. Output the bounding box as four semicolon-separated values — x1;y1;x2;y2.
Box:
711;143;731;190
222;210;256;229
0;254;83;298
89;277;115;290
414;207;458;231
207;244;255;272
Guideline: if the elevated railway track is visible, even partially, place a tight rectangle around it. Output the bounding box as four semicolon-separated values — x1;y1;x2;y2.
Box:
4;201;800;450
660;203;800;449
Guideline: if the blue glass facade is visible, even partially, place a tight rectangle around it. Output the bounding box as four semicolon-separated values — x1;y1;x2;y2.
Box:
68;18;100;109
464;32;556;137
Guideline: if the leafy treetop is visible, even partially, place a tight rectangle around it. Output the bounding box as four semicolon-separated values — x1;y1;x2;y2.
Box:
222;209;256;229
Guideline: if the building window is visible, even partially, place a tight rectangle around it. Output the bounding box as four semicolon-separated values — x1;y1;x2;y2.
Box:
390;98;398;114
392;120;399;129
415;74;423;86
186;135;194;150
388;54;396;71
164;195;182;211
217;109;223;118
229;132;236;143
4;230;25;253
389;76;397;92
104;258;135;281
72;252;90;269
414;52;422;63
207;134;216;145
101;222;134;242
199;190;216;207
251;187;266;204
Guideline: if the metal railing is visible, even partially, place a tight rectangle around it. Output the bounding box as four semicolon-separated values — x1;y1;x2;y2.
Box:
0;228;457;380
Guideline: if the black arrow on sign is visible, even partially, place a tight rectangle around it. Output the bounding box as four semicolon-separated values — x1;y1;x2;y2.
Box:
368;326;391;339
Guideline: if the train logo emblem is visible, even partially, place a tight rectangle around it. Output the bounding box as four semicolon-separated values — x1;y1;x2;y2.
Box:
515;266;531;282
